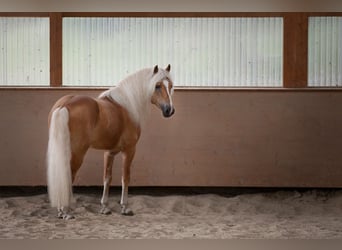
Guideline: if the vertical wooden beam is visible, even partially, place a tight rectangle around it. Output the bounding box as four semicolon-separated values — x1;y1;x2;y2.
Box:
49;13;62;87
283;13;309;88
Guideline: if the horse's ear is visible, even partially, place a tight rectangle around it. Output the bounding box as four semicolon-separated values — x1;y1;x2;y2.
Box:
166;64;171;72
153;65;159;74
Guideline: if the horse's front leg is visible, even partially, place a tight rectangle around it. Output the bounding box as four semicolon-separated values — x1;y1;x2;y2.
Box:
120;147;135;216
100;151;115;215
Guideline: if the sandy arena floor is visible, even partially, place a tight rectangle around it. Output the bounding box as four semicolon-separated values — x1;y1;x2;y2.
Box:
0;188;341;239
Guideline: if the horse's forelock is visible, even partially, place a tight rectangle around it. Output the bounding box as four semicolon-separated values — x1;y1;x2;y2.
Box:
150;68;173;89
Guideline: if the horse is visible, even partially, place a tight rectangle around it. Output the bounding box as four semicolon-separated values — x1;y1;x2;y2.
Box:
47;65;175;219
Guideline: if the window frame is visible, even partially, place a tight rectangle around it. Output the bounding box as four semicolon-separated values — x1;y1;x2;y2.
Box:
1;12;341;89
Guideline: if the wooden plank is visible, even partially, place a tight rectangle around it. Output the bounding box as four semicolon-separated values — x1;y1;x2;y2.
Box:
307;12;342;17
0;12;49;17
283;13;309;88
49;12;63;87
61;12;285;18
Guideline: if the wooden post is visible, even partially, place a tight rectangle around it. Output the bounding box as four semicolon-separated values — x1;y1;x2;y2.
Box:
283;13;309;88
49;13;63;87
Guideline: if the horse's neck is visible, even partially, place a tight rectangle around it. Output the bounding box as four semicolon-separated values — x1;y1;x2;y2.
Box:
108;72;152;126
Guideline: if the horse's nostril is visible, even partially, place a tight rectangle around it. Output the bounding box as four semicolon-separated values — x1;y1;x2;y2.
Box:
162;105;174;117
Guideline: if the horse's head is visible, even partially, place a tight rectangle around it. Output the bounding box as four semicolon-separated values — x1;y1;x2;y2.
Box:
151;65;175;118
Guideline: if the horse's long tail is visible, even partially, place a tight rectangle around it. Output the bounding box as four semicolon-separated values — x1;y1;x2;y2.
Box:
47;107;73;209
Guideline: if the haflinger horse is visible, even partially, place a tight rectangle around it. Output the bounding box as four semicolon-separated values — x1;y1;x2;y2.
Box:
47;65;175;219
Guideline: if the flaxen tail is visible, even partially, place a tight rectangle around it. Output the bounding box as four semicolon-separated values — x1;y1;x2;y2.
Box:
47;107;73;209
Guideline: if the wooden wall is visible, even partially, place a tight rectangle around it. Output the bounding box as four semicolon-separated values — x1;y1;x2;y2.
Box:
1;88;342;187
1;1;342;187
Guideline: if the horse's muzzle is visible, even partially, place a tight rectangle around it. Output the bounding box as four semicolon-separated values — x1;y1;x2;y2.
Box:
162;105;175;118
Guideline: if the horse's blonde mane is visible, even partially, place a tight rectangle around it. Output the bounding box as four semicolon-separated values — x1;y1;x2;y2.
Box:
99;67;172;126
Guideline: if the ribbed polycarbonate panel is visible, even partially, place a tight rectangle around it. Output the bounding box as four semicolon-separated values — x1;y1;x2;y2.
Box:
63;17;283;87
0;17;49;86
308;17;342;87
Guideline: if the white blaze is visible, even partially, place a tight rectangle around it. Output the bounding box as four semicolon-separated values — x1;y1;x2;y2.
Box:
163;79;173;110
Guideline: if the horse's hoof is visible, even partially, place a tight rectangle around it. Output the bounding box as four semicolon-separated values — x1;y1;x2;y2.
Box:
100;207;112;215
122;210;134;216
58;213;75;220
121;207;134;216
64;214;75;220
57;211;75;220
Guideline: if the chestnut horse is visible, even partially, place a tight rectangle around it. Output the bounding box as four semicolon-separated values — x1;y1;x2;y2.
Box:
47;65;175;219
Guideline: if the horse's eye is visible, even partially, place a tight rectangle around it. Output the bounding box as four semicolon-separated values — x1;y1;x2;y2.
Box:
155;84;161;90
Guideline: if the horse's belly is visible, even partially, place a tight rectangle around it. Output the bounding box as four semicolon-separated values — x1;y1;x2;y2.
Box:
90;131;121;151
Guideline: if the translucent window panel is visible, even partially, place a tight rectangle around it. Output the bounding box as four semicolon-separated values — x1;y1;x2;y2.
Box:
63;17;283;87
308;17;342;87
0;17;49;86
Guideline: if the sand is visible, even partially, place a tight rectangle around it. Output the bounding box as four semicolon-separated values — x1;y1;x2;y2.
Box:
0;188;342;239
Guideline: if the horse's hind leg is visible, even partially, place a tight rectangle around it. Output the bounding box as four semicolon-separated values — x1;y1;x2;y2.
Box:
100;151;115;215
57;149;86;220
71;150;86;183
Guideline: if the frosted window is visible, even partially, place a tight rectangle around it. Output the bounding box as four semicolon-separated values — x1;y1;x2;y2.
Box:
0;17;49;86
63;17;283;87
308;17;342;87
